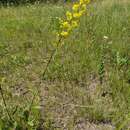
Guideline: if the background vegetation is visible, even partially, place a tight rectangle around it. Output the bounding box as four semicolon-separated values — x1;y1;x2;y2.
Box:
0;0;66;5
0;0;130;129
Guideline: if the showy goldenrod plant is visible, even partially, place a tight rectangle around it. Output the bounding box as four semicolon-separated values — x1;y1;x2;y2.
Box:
40;0;91;128
42;0;90;77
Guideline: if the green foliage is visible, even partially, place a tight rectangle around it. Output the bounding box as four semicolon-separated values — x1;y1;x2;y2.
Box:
0;77;40;130
0;0;61;5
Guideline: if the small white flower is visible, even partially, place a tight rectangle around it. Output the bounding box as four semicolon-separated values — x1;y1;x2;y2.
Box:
103;36;108;39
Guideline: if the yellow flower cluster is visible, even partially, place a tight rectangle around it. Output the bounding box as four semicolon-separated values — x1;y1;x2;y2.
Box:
58;0;90;38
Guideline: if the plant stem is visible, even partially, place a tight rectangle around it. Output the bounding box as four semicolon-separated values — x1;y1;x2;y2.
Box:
37;38;62;129
42;38;61;79
0;84;13;121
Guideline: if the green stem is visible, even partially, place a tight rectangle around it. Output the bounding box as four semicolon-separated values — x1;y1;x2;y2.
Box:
0;84;13;122
36;38;62;129
42;38;61;79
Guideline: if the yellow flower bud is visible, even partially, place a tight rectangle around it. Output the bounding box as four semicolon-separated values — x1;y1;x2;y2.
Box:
72;4;80;11
71;21;78;28
85;0;90;4
79;10;86;15
66;11;72;21
81;4;86;11
80;0;84;5
73;12;82;18
58;18;63;24
61;21;70;28
60;31;69;37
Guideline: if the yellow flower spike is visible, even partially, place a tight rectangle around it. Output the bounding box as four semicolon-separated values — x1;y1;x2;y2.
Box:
57;0;91;41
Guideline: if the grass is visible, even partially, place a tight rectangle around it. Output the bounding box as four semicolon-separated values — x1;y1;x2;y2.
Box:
0;0;130;129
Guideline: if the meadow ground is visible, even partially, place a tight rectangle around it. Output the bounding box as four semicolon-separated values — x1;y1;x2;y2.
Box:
0;0;130;129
